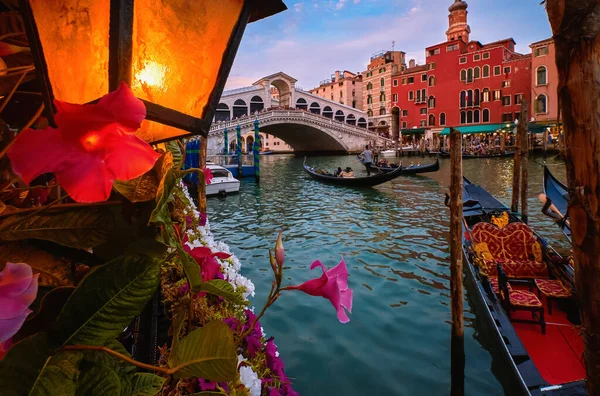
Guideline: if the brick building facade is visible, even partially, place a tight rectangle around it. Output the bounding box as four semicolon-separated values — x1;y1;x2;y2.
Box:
308;70;363;110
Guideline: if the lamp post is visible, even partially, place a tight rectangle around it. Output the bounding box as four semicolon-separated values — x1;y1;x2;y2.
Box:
19;0;287;143
236;124;242;177
223;127;229;156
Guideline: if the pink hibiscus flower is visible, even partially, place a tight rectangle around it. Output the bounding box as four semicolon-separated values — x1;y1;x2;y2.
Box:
0;263;39;344
184;245;231;282
7;82;160;203
284;259;353;323
203;167;213;185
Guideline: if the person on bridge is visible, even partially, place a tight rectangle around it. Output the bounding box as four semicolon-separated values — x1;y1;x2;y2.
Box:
359;145;373;176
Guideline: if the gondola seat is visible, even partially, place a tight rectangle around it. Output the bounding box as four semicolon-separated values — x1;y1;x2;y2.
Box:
498;265;546;334
471;222;549;279
487;276;511;295
534;279;572;315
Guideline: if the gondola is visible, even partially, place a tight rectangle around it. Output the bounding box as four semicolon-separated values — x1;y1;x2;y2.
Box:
357;156;440;175
541;165;571;241
439;149;515;158
302;158;404;187
450;178;585;395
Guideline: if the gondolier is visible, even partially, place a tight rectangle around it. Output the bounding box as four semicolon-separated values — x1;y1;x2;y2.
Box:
360;145;373;176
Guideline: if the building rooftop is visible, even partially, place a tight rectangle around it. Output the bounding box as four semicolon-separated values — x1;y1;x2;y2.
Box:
530;37;553;47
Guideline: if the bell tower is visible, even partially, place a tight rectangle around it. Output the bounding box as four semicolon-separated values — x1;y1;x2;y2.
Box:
446;0;470;43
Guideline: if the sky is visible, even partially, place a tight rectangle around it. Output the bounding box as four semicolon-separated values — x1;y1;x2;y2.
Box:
225;0;553;90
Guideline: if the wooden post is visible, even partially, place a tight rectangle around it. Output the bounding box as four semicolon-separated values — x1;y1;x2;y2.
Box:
198;136;207;216
500;132;506;154
519;100;529;223
399;132;403;157
236;124;242;178
546;1;600;392
449;127;464;396
542;128;548;156
253;118;260;182
511;123;521;213
392;109;400;157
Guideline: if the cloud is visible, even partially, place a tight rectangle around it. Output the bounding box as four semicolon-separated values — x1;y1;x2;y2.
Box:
293;2;304;12
335;0;348;10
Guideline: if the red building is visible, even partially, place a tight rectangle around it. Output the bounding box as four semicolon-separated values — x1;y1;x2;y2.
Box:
391;0;532;146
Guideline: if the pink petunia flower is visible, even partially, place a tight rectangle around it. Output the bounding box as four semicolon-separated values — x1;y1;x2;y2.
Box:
0;263;39;344
284;259;353;323
7;82;160;203
183;245;230;283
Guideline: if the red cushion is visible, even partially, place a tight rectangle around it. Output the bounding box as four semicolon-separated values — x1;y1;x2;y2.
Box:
489;276;512;294
482;258;548;279
535;279;572;298
471;222;538;262
509;289;542;307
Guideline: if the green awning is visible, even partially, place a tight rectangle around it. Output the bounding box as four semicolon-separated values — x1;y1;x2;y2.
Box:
440;123;508;135
401;128;426;135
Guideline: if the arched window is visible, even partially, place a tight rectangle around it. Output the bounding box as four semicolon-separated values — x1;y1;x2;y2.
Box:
460;69;467;81
535;94;548;114
482;88;490;102
440;113;446;126
460;111;466;124
428;95;436;108
232;99;247;118
323;106;333;118
357;117;367;128
250;95;264;113
215;102;230;122
474;89;480;106
379;107;386;116
428;114;436;126
309;102;321;115
335;110;345;122
380;92;386;101
467;90;473;107
367;82;373;90
367;95;373;104
536;66;547;86
474;110;480;123
295;98;308;110
428;76;436;86
483;65;490;78
367;109;373;117
380;78;385;87
346;114;356;125
467;110;473;123
460;91;466;108
483;108;490;122
474;67;481;79
467;68;473;82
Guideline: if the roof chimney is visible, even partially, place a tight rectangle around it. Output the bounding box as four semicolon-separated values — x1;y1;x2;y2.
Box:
335;71;340;81
409;59;416;68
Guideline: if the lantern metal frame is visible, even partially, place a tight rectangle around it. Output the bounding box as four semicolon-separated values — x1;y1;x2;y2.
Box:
18;0;286;143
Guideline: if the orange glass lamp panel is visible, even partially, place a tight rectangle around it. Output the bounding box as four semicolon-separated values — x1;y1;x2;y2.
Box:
132;0;244;143
29;0;109;104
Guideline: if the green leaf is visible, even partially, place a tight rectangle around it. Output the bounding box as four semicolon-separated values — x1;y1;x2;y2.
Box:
171;309;187;352
191;392;226;396
76;364;121;396
52;254;160;347
130;373;166;396
200;279;248;306
114;152;173;203
79;339;135;396
0;207;113;248
177;246;204;292
166;140;184;170
0;333;82;396
168;321;237;381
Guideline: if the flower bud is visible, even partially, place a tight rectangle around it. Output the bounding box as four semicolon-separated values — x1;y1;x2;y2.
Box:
269;250;277;273
275;231;284;269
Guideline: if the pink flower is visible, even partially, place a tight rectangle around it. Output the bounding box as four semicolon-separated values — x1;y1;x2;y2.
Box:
275;231;284;269
203;167;213;185
7;82;160;203
0;263;39;343
285;259;353;323
184;246;230;282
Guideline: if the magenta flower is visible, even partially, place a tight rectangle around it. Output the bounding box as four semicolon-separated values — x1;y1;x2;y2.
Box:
198;378;217;391
0;263;39;343
203;167;213;185
183;246;230;282
275;231;284;269
285;259;353;323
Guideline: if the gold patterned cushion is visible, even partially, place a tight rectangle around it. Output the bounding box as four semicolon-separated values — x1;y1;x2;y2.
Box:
535;279;572;298
491;211;509;229
532;241;543;263
509;289;543;307
489;276;511;294
473;242;494;261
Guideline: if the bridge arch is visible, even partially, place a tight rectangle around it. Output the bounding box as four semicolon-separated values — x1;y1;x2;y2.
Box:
346;114;356;125
357;117;367;128
271;78;292;108
258;122;349;152
250;96;264;113
335;110;345;122
295;98;308;110
323;106;333;119
309;102;321;115
215;103;230;122
233;99;248;119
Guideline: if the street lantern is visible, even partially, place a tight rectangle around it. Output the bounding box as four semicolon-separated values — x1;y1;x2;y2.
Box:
19;0;286;143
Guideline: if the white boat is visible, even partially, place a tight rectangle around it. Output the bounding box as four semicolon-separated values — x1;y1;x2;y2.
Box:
206;162;240;196
381;149;396;157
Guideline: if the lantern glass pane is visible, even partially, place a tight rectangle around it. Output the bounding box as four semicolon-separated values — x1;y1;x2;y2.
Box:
29;0;109;104
132;0;244;142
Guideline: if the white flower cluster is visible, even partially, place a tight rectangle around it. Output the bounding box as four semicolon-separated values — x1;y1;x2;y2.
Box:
179;182;256;299
238;355;262;396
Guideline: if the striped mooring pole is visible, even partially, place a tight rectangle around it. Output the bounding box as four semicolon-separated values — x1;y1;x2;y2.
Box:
236;124;242;177
223;127;228;156
253;118;260;182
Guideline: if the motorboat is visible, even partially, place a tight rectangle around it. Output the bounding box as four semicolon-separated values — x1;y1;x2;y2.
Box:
206;162;240;196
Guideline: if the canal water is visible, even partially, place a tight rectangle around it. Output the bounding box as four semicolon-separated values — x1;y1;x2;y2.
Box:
206;154;569;395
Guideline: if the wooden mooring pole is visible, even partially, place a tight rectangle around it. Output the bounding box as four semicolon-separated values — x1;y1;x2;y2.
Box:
519;100;529;224
511;123;521;213
198;136;207;216
449;127;464;395
546;1;600;393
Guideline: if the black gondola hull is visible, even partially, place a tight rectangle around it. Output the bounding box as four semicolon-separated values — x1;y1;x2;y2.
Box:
303;162;404;187
357;156;440;175
542;165;571;241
